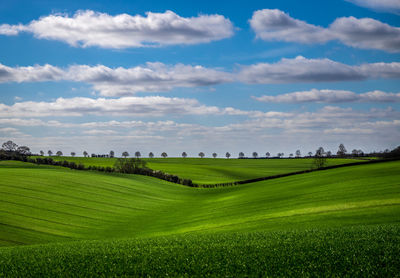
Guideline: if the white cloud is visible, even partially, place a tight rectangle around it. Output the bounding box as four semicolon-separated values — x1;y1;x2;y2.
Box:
249;9;400;52
0;62;232;96
0;96;242;117
1;58;399;93
0;10;234;48
253;89;400;103
346;0;400;14
0;63;64;83
249;9;333;43
239;56;400;84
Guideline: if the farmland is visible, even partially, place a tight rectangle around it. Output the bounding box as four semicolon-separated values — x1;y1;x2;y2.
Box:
34;156;367;184
0;158;399;276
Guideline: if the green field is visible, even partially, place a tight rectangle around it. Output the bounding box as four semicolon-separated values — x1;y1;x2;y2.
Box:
1;159;399;276
34;156;366;184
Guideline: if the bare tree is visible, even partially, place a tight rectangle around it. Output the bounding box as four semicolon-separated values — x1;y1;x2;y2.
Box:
161;152;168;158
149;152;154;158
265;152;270;158
40;150;44;156
71;152;76;157
109;150;115;158
48;150;53;156
83;151;88;157
226;152;231;159
182;152;187;158
56;151;63;156
313;147;327;169
135;151;141;158
239;152;245;158
199;152;205;158
295;150;301;158
122;151;129;158
252;152;258;158
337;143;347;157
212;152;217;158
2;140;18;151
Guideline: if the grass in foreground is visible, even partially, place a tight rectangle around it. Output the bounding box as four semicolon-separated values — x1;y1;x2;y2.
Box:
1;225;399;277
34;156;367;184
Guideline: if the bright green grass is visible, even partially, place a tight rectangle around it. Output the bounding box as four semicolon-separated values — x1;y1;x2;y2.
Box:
33;156;367;184
1;160;399;246
1;225;399;277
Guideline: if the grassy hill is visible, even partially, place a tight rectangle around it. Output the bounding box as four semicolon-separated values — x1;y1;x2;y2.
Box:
33;156;367;184
1;160;399;276
1;160;398;245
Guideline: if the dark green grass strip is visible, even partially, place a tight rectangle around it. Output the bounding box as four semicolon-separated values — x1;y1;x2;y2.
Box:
0;225;399;277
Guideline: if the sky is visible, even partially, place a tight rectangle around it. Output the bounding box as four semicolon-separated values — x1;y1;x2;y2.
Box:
0;0;399;157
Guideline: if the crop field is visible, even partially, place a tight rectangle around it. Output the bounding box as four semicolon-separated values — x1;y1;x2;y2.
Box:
1;159;400;276
33;156;367;184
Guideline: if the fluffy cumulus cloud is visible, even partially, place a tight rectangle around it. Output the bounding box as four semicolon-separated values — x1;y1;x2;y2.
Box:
1;58;399;91
253;89;400;103
0;96;253;118
346;0;400;14
0;10;234;48
239;56;400;84
249;9;400;52
0;62;232;96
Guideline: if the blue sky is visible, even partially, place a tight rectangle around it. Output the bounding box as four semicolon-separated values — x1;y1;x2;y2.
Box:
0;0;399;157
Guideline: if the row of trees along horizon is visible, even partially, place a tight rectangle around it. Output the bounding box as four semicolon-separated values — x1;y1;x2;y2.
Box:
1;140;378;159
2;140;400;187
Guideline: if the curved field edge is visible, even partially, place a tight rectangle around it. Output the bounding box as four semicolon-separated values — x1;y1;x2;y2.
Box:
0;225;399;277
32;156;368;184
0;160;399;246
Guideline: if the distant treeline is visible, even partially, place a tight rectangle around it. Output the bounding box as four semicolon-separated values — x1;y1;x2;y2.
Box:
0;151;193;187
1;145;400;188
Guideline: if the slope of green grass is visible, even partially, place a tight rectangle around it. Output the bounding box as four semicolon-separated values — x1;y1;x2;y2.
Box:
34;156;366;184
1;160;399;246
1;225;399;277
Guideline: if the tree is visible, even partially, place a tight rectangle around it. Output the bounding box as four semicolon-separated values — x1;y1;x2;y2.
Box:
122;151;129;158
326;151;332;157
239;152;245;158
2;140;18;151
337;143;347;157
83;151;88;157
308;152;313;157
225;152;231;159
56;151;63;156
252;152;258;158
313;147;326;169
277;153;284;158
289;153;293;158
109;150;115;158
135;151;141;158
295;150;301;158
114;158;147;174
48;150;53;156
71;152;76;157
149;152;154;158
199;152;205;158
39;150;44;156
161;152;168;158
182;152;187;158
265;152;270;158
212;152;217;158
17;146;30;155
